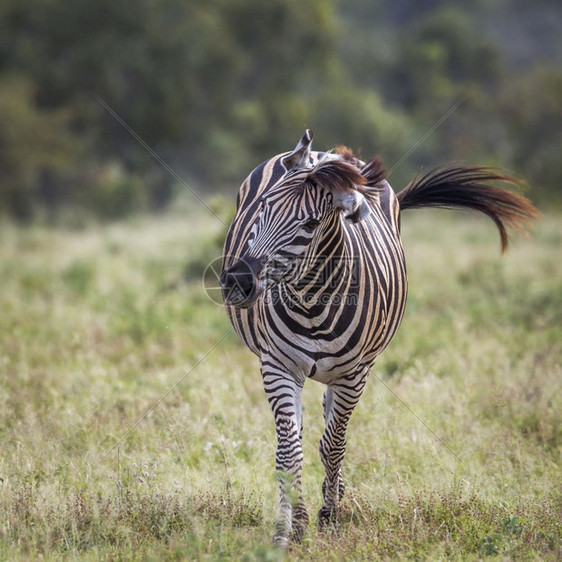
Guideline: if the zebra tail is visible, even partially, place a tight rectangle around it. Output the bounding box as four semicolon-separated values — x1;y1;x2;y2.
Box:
397;166;540;252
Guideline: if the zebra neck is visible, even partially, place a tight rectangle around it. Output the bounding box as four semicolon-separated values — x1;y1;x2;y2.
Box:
290;216;352;305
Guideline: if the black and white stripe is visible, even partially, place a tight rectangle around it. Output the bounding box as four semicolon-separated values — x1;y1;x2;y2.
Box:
220;130;537;546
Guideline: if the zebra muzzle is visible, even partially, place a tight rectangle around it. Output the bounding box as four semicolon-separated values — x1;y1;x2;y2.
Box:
220;256;265;307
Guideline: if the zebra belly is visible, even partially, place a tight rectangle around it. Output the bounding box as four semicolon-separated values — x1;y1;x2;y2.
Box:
259;330;394;385
231;302;399;385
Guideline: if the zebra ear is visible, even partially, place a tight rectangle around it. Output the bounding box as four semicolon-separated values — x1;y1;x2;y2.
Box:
333;191;372;223
281;129;313;171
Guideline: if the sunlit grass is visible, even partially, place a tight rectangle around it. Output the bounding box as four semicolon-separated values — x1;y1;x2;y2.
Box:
0;209;560;559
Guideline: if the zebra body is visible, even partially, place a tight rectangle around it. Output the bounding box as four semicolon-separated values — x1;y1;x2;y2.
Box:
223;150;406;382
220;130;537;546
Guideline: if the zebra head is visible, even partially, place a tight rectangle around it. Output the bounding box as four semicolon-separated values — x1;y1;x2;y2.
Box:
221;130;378;308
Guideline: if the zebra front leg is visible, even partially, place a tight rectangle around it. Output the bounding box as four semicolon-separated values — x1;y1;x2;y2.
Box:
291;407;309;542
262;366;308;546
318;369;368;528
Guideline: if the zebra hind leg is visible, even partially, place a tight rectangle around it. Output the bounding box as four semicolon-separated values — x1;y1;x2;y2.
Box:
262;368;308;547
318;370;368;528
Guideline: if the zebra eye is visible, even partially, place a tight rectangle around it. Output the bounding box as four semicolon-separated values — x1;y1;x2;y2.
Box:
302;218;320;233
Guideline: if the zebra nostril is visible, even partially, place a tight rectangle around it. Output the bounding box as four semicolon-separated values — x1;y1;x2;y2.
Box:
237;273;254;296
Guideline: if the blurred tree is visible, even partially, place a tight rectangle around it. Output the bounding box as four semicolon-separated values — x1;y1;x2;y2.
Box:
0;0;559;220
203;0;339;179
499;66;562;204
0;0;342;206
390;7;501;111
0;76;78;220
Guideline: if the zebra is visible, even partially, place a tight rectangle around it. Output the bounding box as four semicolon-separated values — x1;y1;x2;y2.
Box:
219;130;537;546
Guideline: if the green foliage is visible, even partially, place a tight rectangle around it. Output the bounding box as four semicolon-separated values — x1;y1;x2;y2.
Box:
0;1;560;220
391;7;501;110
81;163;148;220
499;65;562;205
0;0;340;213
0;76;79;220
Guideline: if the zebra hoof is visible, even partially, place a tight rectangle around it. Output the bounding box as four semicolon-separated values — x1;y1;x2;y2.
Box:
290;508;309;543
317;506;338;530
290;520;308;544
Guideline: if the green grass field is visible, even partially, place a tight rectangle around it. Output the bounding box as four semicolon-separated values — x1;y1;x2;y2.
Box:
1;206;560;560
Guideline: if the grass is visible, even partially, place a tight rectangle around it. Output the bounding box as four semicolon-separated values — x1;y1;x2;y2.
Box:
0;205;560;560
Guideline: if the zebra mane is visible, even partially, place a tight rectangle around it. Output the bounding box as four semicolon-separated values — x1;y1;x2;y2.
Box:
309;158;366;194
333;146;387;193
360;157;387;189
334;145;363;167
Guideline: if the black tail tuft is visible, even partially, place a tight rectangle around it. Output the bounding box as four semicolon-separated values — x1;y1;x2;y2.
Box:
398;166;539;252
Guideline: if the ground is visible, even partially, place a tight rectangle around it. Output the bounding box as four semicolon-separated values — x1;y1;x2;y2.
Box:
0;205;560;560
